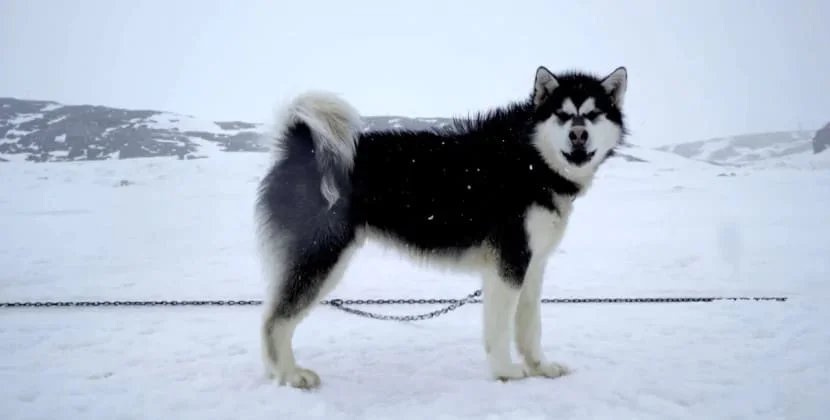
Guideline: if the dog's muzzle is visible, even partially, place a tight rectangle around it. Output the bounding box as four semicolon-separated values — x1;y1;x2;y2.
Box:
562;123;595;165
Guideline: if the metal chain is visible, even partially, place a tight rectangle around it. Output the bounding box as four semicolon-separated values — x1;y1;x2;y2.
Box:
0;300;264;308
0;292;788;323
324;294;788;321
326;289;483;322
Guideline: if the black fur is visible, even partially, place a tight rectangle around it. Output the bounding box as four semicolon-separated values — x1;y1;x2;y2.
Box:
257;68;628;387
534;70;625;126
256;123;355;317
256;70;625;317
535;69;628;165
351;100;581;250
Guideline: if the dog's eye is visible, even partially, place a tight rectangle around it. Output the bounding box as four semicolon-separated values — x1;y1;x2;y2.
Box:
554;111;571;121
584;110;602;121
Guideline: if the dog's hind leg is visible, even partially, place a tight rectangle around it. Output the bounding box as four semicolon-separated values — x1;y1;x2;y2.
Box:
261;233;357;389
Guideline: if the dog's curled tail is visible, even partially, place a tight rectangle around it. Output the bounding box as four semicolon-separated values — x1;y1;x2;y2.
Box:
273;90;363;206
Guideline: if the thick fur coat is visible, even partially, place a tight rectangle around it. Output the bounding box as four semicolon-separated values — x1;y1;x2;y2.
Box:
256;65;628;388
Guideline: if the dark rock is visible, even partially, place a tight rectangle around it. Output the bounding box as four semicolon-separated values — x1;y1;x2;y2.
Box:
215;121;258;130
1;96;679;165
657;130;817;165
813;122;830;154
1;97;459;162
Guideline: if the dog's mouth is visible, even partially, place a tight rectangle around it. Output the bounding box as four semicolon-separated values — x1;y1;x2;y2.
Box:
561;148;596;166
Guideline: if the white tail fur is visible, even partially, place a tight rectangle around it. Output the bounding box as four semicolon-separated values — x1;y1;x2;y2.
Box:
273;91;363;206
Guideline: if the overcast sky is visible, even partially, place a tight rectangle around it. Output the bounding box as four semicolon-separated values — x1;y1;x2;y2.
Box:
2;0;828;147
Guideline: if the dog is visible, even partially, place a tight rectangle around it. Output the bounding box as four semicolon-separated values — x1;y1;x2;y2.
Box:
256;65;628;389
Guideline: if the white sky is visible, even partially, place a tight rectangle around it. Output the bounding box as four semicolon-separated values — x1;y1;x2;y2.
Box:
2;0;828;147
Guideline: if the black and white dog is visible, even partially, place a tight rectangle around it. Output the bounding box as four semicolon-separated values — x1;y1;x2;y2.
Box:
256;66;628;389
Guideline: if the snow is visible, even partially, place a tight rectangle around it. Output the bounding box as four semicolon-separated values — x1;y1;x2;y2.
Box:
1;150;829;419
746;150;830;170
657;130;818;166
48;115;68;125
617;145;722;173
0;152;32;163
40;104;63;112
145;111;264;136
185;135;232;158
7;112;43;125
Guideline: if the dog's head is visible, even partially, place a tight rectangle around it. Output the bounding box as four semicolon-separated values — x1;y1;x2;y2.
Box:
530;66;628;180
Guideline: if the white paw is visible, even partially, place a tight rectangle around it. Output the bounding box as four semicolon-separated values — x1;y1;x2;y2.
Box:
275;366;321;389
490;362;529;382
526;361;570;378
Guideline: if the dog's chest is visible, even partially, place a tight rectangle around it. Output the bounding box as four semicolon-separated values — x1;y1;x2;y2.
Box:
524;195;573;256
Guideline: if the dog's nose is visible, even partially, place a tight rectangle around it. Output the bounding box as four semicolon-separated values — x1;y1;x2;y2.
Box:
568;127;589;146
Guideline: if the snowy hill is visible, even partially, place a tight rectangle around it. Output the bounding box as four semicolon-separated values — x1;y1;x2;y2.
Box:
742;146;830;170
0;97;454;163
655;129;825;166
8;96;823;171
0;96;705;168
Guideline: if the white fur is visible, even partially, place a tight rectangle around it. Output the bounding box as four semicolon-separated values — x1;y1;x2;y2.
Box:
261;196;579;388
259;68;625;389
356;226;498;275
272;91;363;207
601;67;628;107
513;201;574;379
533;66;559;106
256;168;363;387
577;98;597;114
532;116;620;187
531;67;628;188
533;113;625;189
261;240;361;388
482;269;526;380
470;199;577;382
347;219;575;384
254;204;287;309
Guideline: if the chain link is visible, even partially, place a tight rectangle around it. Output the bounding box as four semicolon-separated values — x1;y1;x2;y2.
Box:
326;289;483;322
0;299;263;308
0;292;788;323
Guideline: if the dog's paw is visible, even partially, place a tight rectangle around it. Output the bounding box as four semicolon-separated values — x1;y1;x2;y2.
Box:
526;361;570;379
275;366;321;389
491;362;529;382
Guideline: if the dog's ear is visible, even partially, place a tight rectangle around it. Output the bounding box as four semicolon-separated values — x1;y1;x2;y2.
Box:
533;66;559;107
600;66;627;108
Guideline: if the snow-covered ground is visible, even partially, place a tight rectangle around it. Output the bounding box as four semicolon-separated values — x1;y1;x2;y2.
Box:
1;151;828;419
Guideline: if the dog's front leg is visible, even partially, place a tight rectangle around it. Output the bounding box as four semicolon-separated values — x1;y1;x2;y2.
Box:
514;257;570;379
481;266;526;382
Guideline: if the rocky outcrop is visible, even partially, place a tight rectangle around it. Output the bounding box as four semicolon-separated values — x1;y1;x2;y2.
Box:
656;130;817;166
0;97;455;163
812;122;830;154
